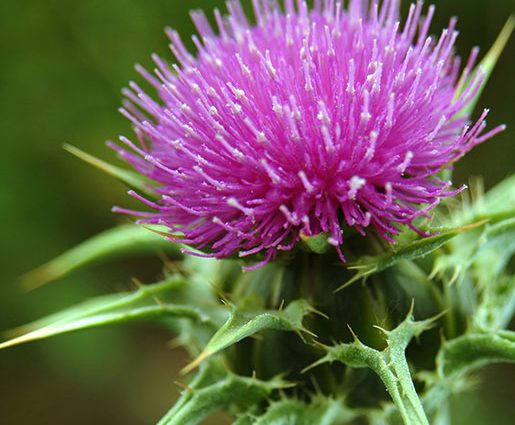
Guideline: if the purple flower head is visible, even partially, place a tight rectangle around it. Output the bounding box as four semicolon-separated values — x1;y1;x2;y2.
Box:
113;0;503;269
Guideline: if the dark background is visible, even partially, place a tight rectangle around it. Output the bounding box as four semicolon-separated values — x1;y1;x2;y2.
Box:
0;1;513;424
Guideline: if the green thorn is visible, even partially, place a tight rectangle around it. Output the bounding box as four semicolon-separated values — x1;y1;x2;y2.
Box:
459;16;514;117
63;143;156;197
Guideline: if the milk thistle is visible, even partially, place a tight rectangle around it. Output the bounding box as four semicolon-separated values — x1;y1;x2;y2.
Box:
113;0;504;268
2;1;514;425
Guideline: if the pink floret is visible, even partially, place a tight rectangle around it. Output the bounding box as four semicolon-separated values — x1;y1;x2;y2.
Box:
113;0;503;267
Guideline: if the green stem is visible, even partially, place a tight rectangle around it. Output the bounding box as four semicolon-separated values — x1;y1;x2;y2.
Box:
372;354;429;425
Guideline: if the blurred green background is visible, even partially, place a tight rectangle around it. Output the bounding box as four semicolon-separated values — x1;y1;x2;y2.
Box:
0;0;513;424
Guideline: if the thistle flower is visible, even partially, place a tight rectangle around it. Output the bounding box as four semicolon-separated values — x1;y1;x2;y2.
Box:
113;0;504;268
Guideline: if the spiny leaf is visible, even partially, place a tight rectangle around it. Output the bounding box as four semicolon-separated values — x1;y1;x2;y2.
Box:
472;217;515;285
459;16;514;117
157;362;286;425
64;144;156;197
431;177;515;285
437;330;515;378
309;310;437;425
474;275;515;331
418;370;470;423
183;299;315;374
250;397;357;425
482;216;515;240
446;174;515;227
20;224;182;290
0;277;212;350
432;216;515;286
337;222;484;291
162;360;226;422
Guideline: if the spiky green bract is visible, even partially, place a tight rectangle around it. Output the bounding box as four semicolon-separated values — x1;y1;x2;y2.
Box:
307;309;443;425
183;299;315;374
64;144;157;198
3;174;515;424
157;360;288;425
0;277;213;350
437;331;515;377
19;224;182;291
234;397;357;425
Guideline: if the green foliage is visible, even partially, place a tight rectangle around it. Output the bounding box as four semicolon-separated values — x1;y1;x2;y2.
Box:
309;311;437;425
238;397;357;425
63;144;157;198
457;16;514;117
1;0;513;423
158;361;287;425
0;277;212;350
474;275;515;330
337;223;480;291
3;175;515;425
437;331;515;377
20;224;182;290
183;299;315;374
